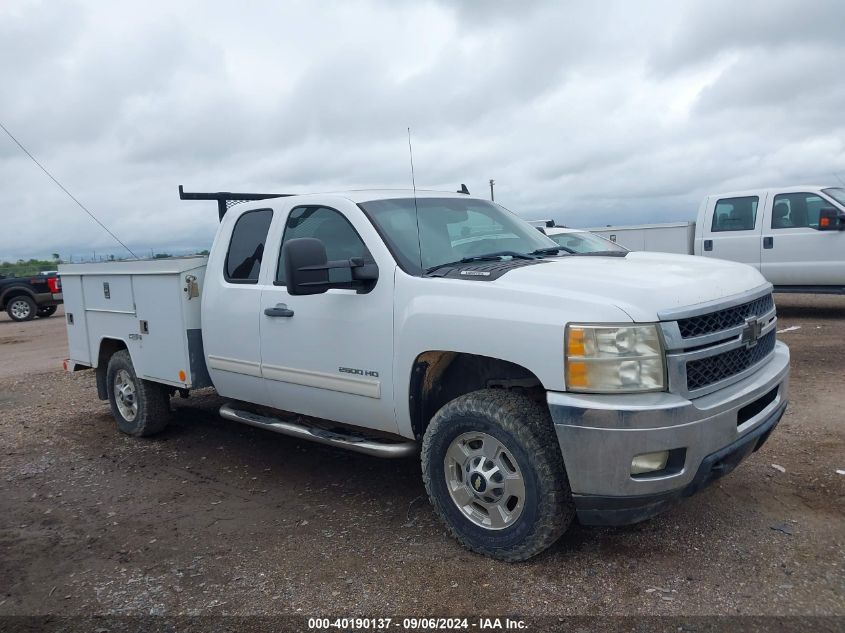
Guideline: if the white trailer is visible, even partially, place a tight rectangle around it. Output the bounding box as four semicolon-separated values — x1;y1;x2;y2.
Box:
586;222;695;255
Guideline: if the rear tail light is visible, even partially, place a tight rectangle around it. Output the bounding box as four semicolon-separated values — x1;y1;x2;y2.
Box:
47;277;61;293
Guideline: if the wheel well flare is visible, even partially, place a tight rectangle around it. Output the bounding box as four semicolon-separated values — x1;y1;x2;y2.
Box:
409;351;543;438
95;339;129;400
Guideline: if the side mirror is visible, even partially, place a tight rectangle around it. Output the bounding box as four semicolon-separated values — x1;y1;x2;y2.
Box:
283;237;379;296
818;208;845;231
283;238;330;295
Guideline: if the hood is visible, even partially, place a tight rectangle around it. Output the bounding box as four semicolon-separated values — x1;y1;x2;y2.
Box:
495;252;768;322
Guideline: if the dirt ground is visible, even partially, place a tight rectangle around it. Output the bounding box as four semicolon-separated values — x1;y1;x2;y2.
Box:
0;306;69;379
0;296;843;621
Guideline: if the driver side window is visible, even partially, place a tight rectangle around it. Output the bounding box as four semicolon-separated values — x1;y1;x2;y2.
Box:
771;193;824;229
276;206;372;286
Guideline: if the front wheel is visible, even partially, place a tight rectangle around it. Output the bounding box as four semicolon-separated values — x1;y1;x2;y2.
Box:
7;296;36;321
421;389;574;561
106;350;171;436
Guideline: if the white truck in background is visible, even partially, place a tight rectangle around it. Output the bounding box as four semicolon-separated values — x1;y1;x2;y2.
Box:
588;186;845;294
59;185;790;561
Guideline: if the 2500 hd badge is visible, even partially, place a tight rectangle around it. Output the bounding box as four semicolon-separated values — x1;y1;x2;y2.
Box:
339;366;380;378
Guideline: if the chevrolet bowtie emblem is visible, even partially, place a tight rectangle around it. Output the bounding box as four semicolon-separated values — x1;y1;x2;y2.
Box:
741;316;763;348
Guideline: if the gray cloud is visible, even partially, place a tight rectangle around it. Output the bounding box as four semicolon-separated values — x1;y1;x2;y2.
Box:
650;0;845;73
1;0;844;262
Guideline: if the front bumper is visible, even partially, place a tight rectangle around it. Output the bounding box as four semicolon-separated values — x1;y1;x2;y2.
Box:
548;341;790;525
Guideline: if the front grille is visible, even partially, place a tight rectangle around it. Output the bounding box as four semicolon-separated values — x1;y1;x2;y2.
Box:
686;330;776;391
678;294;774;339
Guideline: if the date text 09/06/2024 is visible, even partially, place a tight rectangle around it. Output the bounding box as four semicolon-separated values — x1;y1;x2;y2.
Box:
307;617;527;630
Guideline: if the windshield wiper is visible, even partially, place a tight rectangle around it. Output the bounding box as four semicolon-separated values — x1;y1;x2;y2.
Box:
570;250;628;257
425;251;536;274
531;246;575;256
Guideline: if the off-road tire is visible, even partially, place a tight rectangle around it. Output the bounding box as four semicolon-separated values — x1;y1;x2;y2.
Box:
6;295;37;322
37;305;58;318
106;350;171;437
421;389;574;561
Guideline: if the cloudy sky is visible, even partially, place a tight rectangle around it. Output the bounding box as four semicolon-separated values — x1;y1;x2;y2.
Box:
2;0;844;262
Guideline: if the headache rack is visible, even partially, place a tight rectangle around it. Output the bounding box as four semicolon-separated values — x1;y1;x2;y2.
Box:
179;183;473;221
178;185;294;221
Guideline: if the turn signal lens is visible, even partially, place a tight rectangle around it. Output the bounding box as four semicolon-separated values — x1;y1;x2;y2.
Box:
565;324;665;393
567;328;586;357
567;361;589;388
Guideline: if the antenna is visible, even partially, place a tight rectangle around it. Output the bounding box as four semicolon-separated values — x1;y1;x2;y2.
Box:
407;127;418;194
0;119;139;259
407;127;423;272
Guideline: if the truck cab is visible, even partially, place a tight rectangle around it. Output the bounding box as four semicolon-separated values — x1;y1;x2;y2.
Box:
694;186;845;293
61;187;791;561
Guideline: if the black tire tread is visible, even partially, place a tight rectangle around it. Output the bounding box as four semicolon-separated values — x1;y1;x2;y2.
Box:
421;388;574;561
106;350;170;437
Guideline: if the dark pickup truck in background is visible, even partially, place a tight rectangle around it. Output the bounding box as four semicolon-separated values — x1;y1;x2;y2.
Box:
0;273;63;321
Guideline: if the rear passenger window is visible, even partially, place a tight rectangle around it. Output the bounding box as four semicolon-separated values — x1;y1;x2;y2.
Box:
225;208;273;283
772;193;825;229
711;196;758;232
276;206;372;285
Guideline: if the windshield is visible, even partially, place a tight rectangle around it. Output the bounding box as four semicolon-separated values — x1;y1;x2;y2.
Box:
822;187;845;207
359;198;559;274
548;231;627;253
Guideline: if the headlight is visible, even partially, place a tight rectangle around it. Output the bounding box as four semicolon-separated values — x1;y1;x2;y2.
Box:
565;324;665;393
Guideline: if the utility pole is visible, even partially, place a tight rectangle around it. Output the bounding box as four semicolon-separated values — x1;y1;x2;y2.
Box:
489;179;495;201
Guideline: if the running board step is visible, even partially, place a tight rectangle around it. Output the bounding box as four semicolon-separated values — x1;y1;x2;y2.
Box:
219;404;417;458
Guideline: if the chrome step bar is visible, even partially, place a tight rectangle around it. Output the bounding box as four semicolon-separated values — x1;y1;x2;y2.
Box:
219;404;418;458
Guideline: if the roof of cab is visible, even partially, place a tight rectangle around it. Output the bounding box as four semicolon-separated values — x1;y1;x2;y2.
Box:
297;189;475;204
225;188;480;216
707;185;838;198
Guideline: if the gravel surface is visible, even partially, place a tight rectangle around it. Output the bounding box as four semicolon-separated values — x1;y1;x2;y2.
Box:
0;295;843;618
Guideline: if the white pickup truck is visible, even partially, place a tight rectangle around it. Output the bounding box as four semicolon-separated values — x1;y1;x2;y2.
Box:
589;185;845;294
59;186;790;561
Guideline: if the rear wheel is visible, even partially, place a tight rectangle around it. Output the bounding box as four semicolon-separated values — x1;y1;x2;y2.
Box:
37;305;58;318
421;389;574;561
106;350;171;436
7;296;36;322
